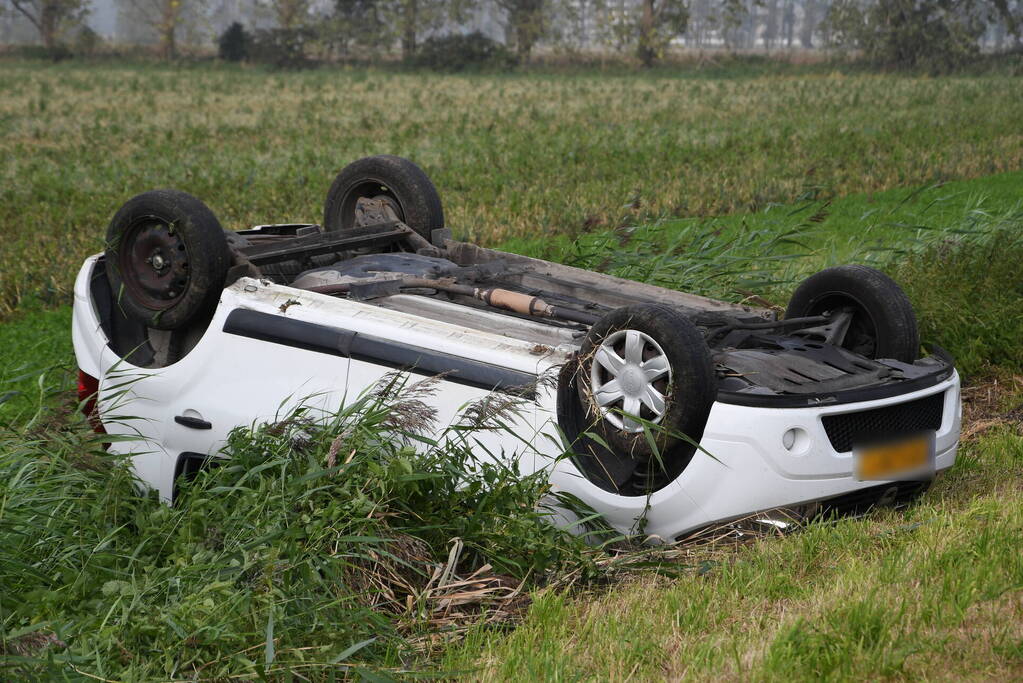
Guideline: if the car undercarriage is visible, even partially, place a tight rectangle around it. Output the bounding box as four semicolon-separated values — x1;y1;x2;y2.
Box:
74;155;961;536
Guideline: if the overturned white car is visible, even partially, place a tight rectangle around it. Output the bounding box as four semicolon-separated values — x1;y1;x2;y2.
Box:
72;156;961;541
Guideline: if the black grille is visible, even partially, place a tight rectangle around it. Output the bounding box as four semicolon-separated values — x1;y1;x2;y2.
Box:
821;391;945;453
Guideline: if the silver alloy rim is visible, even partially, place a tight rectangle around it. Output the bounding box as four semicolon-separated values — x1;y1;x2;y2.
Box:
589;329;672;433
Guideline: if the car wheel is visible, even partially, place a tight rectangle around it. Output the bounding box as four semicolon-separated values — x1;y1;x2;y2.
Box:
576;303;717;462
785;265;919;362
105;190;231;330
323;155;445;242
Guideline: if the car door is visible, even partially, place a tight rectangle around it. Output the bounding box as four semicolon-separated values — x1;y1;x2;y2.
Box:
100;303;354;502
339;319;544;474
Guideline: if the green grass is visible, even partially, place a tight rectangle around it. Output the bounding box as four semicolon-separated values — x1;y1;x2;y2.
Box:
1;175;1021;680
502;169;1023;265
515;173;1023;378
2;59;1023;316
1;59;1022;680
0;379;594;679
441;426;1023;680
4;171;1019;426
892;212;1023;378
0;306;73;424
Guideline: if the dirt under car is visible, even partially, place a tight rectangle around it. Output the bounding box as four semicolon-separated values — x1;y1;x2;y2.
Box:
72;155;961;540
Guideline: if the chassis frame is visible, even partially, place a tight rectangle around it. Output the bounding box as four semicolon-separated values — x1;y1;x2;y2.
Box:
73;211;962;541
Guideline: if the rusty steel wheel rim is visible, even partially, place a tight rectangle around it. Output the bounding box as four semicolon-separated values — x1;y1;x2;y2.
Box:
341;179;406;229
117;217;191;310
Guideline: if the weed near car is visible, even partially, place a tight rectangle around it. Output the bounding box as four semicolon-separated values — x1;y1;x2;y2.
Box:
0;375;594;678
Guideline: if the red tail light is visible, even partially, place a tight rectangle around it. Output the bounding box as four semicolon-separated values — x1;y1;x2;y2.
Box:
77;369;106;435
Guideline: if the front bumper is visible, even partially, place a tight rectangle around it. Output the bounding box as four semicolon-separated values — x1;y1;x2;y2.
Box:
547;371;961;541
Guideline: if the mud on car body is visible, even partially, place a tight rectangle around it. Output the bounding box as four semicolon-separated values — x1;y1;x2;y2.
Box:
72;156;961;541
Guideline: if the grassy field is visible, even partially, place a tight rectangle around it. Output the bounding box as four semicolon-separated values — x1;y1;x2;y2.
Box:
2;171;1021;679
1;59;1022;680
504;169;1023;265
443;421;1023;680
2;170;1020;421
2;59;1023;316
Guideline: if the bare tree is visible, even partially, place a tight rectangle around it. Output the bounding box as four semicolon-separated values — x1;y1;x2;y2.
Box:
117;0;189;57
763;0;778;47
989;0;1022;44
3;0;87;49
495;0;545;59
597;0;687;66
782;0;795;46
380;0;461;59
799;0;817;47
399;0;417;55
637;0;688;65
271;0;309;28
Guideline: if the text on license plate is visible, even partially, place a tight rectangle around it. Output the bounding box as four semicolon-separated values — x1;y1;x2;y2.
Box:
854;433;935;481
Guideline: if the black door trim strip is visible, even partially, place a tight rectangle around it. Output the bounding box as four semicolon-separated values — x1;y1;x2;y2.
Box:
223;308;537;397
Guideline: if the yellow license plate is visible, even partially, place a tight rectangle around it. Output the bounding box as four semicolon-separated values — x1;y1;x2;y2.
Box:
854;433;935;481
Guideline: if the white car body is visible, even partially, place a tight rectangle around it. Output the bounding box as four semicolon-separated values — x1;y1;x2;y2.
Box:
72;248;962;542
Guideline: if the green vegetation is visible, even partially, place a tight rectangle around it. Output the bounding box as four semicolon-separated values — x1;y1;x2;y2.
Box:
0;305;72;423
2;173;1021;678
509;172;1023;377
893;211;1023;377
0;379;592;678
1;60;1022;680
2;60;1023;316
824;0;994;71
502;169;1023;265
445;425;1023;680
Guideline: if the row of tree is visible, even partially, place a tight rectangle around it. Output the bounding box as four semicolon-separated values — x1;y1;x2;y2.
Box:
2;0;1022;67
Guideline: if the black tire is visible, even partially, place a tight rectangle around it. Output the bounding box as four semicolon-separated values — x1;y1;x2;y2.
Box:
577;304;717;460
785;265;919;363
323;155;445;241
105;190;231;331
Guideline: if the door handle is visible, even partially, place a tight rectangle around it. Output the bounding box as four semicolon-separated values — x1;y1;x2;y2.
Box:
174;415;212;430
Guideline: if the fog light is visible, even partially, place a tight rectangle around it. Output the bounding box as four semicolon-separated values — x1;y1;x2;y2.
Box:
782;427;810;455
